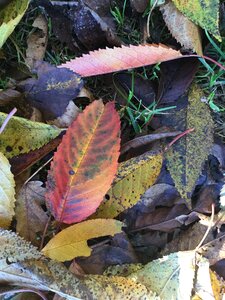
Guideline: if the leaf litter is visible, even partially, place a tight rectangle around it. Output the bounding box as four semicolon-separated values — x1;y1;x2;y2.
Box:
0;0;225;299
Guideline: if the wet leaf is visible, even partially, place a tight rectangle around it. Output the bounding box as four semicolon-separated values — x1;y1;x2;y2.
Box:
36;0;120;51
59;44;182;77
165;85;214;208
0;0;29;48
93;151;163;219
46;100;120;224
160;1;202;55
0;152;15;228
158;57;199;103
0;113;61;158
42;219;123;261
172;0;221;40
15;181;48;246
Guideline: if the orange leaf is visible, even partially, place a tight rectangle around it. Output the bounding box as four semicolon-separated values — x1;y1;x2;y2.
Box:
59;44;182;77
46;100;120;224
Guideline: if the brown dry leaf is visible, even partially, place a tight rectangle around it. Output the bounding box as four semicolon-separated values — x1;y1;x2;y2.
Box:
121;130;181;155
198;233;225;266
47;100;80;128
25;14;48;68
160;1;202;55
0;88;22;106
15;181;48;246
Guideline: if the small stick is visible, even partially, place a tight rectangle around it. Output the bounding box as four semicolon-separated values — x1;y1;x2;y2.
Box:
195;204;215;251
164;128;195;151
39;215;51;250
0;107;17;134
24;156;53;185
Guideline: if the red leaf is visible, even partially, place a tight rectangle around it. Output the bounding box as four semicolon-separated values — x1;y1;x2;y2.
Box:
46;100;120;224
59;44;182;77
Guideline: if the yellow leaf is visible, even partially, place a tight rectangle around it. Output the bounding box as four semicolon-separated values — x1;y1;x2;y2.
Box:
42;219;123;262
93;151;163;219
0;112;61;158
0;152;15;228
0;0;29;48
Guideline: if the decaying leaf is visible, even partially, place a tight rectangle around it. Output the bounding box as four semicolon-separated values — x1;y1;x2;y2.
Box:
46;100;120;224
0;88;22;106
47;100;80;128
0;112;61;158
198;233;225;266
25;14;48;68
93;151;163;219
165;85;214;208
59;44;182;77
42;219;123;261
0;0;29;48
0;229;91;299
15;181;48;246
18;61;83;120
160;1;202;55
0;229;158;299
36;0;120;51
0;152;15;228
172;0;221;40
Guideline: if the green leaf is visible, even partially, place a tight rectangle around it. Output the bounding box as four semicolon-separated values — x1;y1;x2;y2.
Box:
128;251;196;299
0;113;62;158
172;0;220;40
92;151;163;219
165;84;214;208
0;0;29;48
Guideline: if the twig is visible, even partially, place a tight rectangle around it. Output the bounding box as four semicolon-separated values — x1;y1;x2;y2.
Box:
195;204;215;251
146;0;158;38
24;156;53;185
39;215;51;250
164;128;195;151
0;107;17;134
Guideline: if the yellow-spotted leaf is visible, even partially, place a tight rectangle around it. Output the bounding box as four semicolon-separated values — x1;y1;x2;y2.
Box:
0;0;29;48
42;219;123;262
92;151;163;219
129;251;196;299
172;0;220;40
0;152;15;228
0;113;61;158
